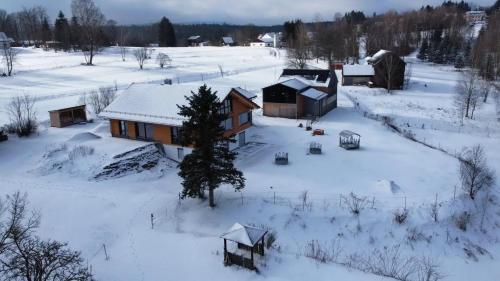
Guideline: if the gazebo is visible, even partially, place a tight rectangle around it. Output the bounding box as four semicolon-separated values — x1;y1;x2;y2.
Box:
339;130;361;150
220;223;267;271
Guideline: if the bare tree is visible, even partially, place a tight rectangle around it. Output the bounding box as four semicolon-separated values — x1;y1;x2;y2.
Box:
71;0;106;65
0;193;93;281
6;95;37;137
1;45;19;76
84;86;116;114
133;47;149;70
455;70;480;121
478;79;492;103
287;24;311;69
459;145;495;200
156;52;171;68
380;53;399;93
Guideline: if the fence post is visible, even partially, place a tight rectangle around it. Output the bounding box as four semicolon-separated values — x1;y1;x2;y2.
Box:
241;192;244;205
103;244;109;261
273;192;276;204
150;213;154;230
371;196;375;209
339;195;342;208
404;196;407;210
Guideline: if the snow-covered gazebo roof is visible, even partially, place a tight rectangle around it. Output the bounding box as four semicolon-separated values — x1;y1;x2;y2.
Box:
220;223;267;247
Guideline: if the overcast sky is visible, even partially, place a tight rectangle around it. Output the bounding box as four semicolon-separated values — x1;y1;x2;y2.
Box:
1;0;495;25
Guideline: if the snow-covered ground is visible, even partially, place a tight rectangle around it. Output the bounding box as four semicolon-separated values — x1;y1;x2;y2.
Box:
1;47;499;281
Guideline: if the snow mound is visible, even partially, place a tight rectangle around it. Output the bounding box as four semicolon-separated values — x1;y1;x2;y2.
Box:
92;123;110;134
68;132;102;142
375;179;402;194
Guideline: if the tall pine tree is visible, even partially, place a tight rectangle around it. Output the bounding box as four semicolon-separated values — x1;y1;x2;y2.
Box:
177;85;245;207
54;11;71;51
158;17;176;47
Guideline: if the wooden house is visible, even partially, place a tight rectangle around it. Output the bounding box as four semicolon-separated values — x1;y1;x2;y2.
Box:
366;50;406;90
262;69;338;119
49;104;88;128
100;84;259;161
342;65;375;86
187;36;209;47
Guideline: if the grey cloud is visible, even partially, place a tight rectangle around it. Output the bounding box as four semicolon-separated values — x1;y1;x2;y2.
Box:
1;0;496;25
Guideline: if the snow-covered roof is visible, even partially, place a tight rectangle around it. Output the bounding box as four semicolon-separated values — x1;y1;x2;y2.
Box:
300;88;327;100
188;35;201;40
233;87;257;100
342;65;374;76
100;83;232;127
222;37;234;44
366;50;389;64
0;32;14;43
47;101;86;112
220;223;267;247
281;78;310;91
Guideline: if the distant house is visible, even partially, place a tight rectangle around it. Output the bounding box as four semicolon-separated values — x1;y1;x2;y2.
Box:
49;104;88;128
366;50;406;90
100;84;260;161
262;69;338;119
222;36;235;46
250;32;281;48
465;10;486;23
0;32;14;48
342;65;375;86
187;36;209;47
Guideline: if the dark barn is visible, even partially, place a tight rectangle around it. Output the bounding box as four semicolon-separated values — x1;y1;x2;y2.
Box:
262;69;338;119
367;50;406;90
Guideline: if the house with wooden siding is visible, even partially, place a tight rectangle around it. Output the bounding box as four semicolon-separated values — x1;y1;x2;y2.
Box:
100;83;259;161
342;65;375;86
366;50;406;90
262;69;338;119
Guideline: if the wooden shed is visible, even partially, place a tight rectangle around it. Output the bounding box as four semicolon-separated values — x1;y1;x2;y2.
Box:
49;105;87;128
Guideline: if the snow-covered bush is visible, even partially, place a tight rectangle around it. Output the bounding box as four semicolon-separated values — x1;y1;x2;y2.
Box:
393;208;409;225
454;211;471;231
304;239;343;264
6;95;37;137
343;192;369;216
68;145;95;161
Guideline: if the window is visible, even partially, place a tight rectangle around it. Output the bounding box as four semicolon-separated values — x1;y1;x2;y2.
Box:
171;126;183;145
119;120;128;137
238;111;251;125
221;118;232;131
220;97;232;115
136;122;154;140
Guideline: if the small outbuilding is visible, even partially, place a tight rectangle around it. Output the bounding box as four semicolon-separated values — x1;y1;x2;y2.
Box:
49;104;87;128
221;36;235;46
220;223;267;271
342;65;375;86
339;130;360;150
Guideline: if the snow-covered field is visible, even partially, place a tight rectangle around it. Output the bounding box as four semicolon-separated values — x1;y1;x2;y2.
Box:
0;47;499;281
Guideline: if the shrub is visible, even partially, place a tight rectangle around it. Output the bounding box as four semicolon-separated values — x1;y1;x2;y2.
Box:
68;145;94;161
455;211;471;232
343;192;369;216
393;208;409;225
6;95;37;137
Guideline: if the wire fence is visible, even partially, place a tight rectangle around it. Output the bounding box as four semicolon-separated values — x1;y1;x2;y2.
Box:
211;189;451;212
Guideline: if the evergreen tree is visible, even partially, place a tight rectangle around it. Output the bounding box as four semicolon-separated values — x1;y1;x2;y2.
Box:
417;38;428;60
54;11;71;51
41;17;51;45
158;17;176;47
455;53;465;69
177;85;245;207
69;16;80;50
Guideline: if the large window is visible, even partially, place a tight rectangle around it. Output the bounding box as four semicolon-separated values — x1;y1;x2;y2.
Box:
238;111;251;125
220;97;232;115
119;120;128;137
221;118;233;131
171;126;183;145
136;122;154;140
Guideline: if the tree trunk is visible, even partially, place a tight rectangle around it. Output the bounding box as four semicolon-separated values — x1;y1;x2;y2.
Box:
209;187;215;208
